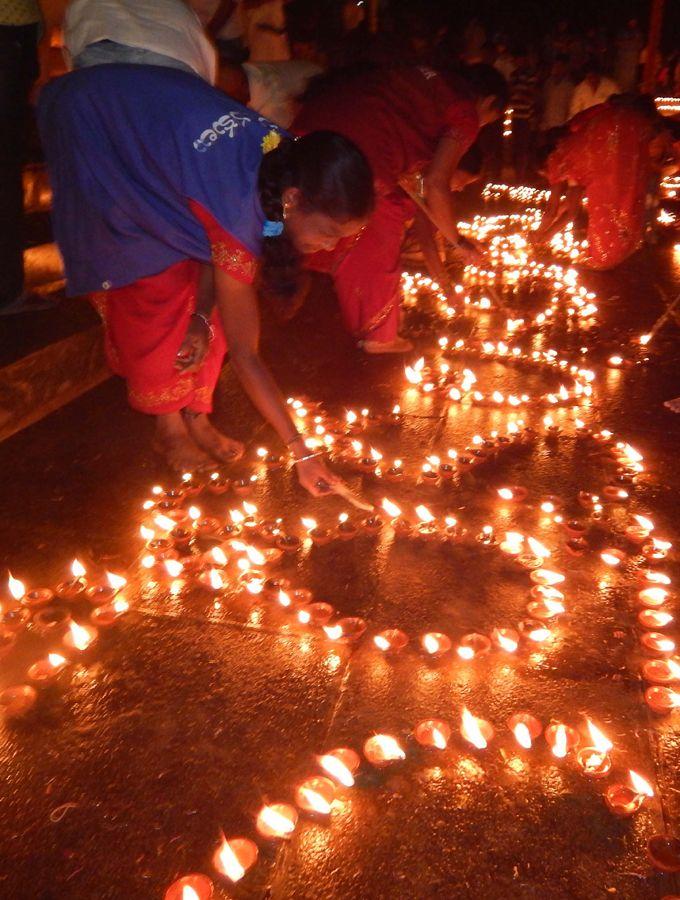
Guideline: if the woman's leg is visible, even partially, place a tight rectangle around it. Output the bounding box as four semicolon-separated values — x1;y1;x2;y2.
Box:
92;260;240;471
333;193;413;352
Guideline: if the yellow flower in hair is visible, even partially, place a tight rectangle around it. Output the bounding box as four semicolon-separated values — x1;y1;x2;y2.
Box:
262;130;282;155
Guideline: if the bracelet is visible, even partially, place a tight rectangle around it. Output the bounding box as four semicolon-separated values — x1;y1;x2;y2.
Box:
191;312;215;343
292;451;322;465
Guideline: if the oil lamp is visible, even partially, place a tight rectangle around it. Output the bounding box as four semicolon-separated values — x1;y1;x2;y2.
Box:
256;803;298;839
507;712;542;749
213;835;258;882
165;874;214;899
373;629;409;653
414;719;451;749
318;747;361;787
363;733;406;767
605;770;654;817
460;707;494;750
295;776;335;815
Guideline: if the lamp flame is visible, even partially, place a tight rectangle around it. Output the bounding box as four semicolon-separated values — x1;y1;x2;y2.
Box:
7;572;25;601
319;753;355;787
551;724;568;758
71;559;87;578
629;770;654;798
514;722;532;749
164;559;184;578
415;505;435;524
106;571;127;591
461;708;488;749
216;835;246;882
586;720;613;753
48;653;66;667
69;621;93;651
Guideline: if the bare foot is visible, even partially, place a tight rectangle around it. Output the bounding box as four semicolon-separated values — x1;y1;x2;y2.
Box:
184;412;245;462
153;412;214;472
362;336;414;355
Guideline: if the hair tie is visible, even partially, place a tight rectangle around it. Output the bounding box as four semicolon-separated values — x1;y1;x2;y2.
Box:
263;220;284;238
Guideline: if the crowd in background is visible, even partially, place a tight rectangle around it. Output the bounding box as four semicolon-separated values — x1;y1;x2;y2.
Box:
1;0;679;314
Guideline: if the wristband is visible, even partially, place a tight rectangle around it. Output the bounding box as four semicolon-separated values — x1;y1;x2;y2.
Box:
191;312;215;343
292;451;322;465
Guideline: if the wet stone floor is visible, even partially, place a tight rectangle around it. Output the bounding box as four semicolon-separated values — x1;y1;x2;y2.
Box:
1;206;680;899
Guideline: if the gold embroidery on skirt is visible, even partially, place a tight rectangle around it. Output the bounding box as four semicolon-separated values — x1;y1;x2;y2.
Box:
129;376;195;409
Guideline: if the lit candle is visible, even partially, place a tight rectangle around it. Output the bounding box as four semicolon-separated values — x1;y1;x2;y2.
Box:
507;712;542;749
414;718;451;749
318;747;360;787
637;609;673;630
373;629;409;654
575;720;613;777
415;505;438;539
545;723;579;758
421;632;452;657
164;874;214;900
323;617;367;644
638;587;670;609
363;733;406;767
460;707;494;750
491;627;519;653
640;632;676;658
605;770;654;817
213;835;258;883
295;776;335;815
642;657;680;685
337;513;358;541
30;605;71;638
55;559;88;601
0;684;38;719
301;518;332;547
530;569;565;587
8;573;53;610
457;633;491;660
645;685;680;714
297;602;335;627
63;621;97;654
496;486;528;503
90;597;130;628
255;803;298;839
600;549;625;568
27;652;68;686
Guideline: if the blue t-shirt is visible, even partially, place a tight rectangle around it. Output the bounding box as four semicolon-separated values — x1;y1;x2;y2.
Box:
38;65;285;295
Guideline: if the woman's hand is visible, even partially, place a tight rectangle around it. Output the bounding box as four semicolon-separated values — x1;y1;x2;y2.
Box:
175;315;211;372
295;455;344;497
452;236;486;266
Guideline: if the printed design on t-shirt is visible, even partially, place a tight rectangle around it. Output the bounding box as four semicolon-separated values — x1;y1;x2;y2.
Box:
193;111;254;152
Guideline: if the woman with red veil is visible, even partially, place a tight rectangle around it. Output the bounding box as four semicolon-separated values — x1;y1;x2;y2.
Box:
537;96;671;269
294;64;508;353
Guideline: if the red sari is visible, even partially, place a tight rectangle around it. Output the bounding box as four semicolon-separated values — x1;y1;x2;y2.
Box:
294;67;479;342
90;201;257;415
546;102;655;269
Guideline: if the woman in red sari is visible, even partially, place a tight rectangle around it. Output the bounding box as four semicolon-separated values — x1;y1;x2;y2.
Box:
39;65;373;486
536;96;670;269
294;64;508;353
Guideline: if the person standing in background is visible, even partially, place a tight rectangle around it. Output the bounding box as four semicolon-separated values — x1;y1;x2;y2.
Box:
0;0;43;313
540;55;573;133
569;61;619;118
509;46;540;180
614;18;644;93
64;0;217;83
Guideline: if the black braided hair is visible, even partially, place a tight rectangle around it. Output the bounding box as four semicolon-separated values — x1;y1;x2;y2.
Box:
257;131;374;314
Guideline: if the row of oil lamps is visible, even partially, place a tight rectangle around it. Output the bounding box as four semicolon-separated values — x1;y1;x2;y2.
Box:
164;710;660;898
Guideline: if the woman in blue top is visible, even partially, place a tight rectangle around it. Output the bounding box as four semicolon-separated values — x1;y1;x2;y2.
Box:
38;64;373;492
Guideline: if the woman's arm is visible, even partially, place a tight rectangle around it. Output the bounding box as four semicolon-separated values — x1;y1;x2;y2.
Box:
214;266;342;496
411;209;454;298
421;134;467;246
